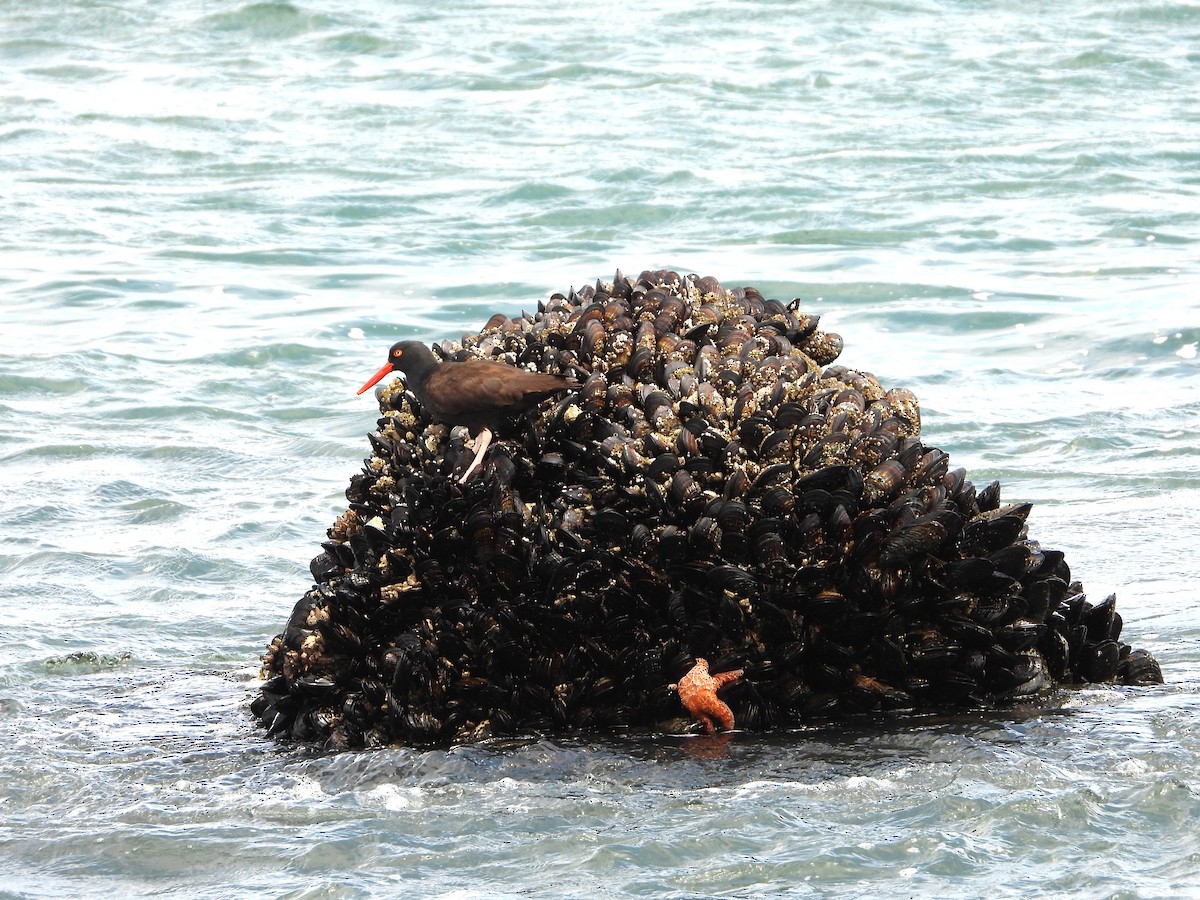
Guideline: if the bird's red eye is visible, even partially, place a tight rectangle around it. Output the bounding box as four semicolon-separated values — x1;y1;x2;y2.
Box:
393;349;403;358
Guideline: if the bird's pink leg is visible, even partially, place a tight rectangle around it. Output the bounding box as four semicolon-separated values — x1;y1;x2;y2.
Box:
457;426;493;484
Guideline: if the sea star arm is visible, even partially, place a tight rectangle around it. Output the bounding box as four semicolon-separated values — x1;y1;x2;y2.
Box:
712;669;744;690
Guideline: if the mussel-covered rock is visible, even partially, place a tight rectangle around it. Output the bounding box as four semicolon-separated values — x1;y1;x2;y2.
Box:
252;268;1163;749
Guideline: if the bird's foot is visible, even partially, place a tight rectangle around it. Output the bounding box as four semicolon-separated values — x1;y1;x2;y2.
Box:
456;426;493;484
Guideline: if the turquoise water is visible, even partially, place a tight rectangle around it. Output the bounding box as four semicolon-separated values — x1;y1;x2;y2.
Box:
2;1;1199;897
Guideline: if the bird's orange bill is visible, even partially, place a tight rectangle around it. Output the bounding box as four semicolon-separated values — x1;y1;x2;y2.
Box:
357;362;394;395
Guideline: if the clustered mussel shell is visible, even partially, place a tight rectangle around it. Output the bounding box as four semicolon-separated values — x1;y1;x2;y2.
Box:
253;269;1163;749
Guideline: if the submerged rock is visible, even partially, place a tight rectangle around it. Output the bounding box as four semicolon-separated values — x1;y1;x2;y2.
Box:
252;269;1163;749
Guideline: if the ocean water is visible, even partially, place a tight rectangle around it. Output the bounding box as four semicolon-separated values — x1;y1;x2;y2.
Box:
1;0;1198;897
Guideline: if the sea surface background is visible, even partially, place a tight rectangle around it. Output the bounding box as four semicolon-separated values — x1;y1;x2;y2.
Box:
2;1;1198;897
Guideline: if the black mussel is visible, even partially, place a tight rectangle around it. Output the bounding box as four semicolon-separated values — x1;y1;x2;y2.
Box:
675;426;700;457
537;452;569;481
826;504;853;547
1118;648;1163;686
1081;640;1121;683
738;415;774;452
689;517;722;557
879;518;948;565
310;551;343;582
863;459;907;504
759;485;796;517
627;346;655;381
977;480;1002;512
647;452;682;481
593;508;630;543
997;619;1045;652
749;462;793;496
962;512;1028;557
668;469;703;511
1041;629;1072;681
1084;593;1118;643
758;428;794;462
944;615;998;648
1008;654;1047;697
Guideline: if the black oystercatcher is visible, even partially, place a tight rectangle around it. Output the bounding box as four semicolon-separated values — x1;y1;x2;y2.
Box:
357;340;579;483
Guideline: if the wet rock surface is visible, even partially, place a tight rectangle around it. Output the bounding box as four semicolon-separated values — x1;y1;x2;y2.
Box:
252;269;1163;749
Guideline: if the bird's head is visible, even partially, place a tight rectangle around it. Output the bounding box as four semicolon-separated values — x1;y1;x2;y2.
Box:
357;340;435;395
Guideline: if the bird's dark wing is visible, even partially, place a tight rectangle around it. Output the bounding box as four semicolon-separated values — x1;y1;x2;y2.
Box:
424;361;575;423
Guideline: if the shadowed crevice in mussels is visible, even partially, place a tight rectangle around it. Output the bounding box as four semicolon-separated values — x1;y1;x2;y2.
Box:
252;268;1163;750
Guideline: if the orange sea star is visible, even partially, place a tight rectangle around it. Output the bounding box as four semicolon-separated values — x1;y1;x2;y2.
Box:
669;658;744;734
